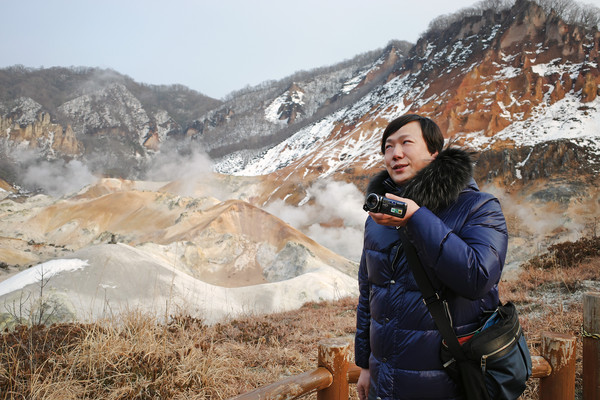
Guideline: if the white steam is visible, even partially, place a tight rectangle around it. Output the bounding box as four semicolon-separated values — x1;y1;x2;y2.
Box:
264;179;366;262
11;143;368;263
145;144;224;197
482;183;590;266
146;146;214;181
22;158;97;197
483;184;577;238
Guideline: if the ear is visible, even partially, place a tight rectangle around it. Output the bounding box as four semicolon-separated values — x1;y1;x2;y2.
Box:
431;151;439;159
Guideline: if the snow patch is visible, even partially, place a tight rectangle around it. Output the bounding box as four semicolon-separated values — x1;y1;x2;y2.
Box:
265;95;287;124
459;94;600;165
264;86;305;124
531;59;587;79
341;55;384;94
0;259;89;297
10;97;43;126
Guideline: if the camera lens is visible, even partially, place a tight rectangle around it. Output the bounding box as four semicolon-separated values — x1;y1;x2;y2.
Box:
365;193;380;210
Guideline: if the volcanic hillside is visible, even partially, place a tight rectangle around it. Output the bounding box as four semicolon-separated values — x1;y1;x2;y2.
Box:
0;177;358;326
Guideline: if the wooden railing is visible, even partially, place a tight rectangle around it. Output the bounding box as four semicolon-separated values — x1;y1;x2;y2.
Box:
230;292;600;400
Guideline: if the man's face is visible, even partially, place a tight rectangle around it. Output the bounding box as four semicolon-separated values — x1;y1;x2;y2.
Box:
384;121;438;185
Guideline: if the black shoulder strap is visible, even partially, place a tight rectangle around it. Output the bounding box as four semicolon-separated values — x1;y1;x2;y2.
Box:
398;229;465;363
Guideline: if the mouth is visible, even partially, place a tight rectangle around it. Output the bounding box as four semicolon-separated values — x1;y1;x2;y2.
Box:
392;164;408;171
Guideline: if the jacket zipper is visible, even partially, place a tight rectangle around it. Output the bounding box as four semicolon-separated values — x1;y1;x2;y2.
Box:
391;242;402;271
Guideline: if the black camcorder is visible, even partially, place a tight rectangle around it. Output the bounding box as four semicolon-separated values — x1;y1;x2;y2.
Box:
363;193;407;218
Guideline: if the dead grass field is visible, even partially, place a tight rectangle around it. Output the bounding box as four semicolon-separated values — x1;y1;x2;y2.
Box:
1;236;599;400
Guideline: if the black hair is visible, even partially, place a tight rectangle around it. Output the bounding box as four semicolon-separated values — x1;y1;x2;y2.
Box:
380;114;444;155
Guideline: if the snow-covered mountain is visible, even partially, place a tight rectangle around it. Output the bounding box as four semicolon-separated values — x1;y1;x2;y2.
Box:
1;1;598;190
0;42;410;180
216;0;600;188
190;42;410;159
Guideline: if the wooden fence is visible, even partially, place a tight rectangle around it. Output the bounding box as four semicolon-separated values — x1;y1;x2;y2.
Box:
230;292;600;400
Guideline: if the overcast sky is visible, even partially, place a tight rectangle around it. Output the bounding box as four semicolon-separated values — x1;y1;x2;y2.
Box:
2;0;600;99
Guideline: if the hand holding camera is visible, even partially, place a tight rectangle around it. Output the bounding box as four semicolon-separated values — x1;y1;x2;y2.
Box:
363;193;408;218
363;193;419;228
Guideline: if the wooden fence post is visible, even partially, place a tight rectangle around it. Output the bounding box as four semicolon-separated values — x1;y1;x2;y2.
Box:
317;338;352;400
538;332;577;400
583;292;600;400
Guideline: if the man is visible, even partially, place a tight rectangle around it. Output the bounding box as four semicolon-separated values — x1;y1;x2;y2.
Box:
355;114;507;399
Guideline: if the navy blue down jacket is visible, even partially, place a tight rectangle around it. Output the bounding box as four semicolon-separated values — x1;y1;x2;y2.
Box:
355;148;508;399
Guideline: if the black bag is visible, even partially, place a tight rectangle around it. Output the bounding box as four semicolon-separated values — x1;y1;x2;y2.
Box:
440;302;533;400
398;230;532;400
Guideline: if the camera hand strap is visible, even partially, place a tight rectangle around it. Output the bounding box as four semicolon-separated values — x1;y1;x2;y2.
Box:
397;229;465;364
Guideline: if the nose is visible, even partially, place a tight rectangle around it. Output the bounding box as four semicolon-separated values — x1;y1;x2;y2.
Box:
392;144;404;159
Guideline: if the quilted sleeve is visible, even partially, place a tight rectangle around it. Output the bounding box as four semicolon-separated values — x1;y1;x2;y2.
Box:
354;250;371;369
406;193;507;300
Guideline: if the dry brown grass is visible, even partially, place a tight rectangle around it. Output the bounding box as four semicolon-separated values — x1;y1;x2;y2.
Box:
0;299;358;400
500;236;600;400
0;235;598;400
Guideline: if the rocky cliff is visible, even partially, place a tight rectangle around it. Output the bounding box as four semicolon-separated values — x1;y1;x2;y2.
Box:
410;0;600;137
0;98;82;156
218;0;599;189
0;67;221;179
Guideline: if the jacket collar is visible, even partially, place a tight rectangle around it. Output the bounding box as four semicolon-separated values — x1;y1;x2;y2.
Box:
366;147;475;214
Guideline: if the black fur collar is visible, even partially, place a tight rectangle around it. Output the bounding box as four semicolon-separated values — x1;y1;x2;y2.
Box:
365;147;474;213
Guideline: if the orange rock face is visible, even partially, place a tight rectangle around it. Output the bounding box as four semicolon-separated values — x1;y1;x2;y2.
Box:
0;112;83;156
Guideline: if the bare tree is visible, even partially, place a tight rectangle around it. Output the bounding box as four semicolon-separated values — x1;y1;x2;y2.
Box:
576;3;600;27
538;0;574;15
425;0;515;37
476;0;514;12
427;14;454;34
536;0;600;28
